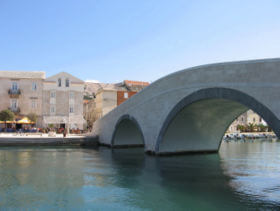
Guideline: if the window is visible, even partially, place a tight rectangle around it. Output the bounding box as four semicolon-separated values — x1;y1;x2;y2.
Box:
58;78;61;87
50;105;56;114
253;117;256;123
65;78;70;87
11;82;18;90
32;82;37;91
69;92;74;99
259;118;262;122
11;99;17;109
50;91;56;98
69;105;74;113
124;92;128;99
31;100;37;109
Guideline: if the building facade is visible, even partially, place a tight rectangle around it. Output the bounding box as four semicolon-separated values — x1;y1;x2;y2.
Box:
83;80;149;130
0;71;45;125
95;88;118;119
228;109;267;133
83;99;96;130
93;80;149;120
42;72;85;130
0;71;85;130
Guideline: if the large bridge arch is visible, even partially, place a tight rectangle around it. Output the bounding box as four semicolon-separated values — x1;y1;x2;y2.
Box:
111;114;145;148
155;88;280;155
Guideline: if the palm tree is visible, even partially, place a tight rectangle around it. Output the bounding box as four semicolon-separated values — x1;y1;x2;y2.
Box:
247;123;255;132
237;124;246;132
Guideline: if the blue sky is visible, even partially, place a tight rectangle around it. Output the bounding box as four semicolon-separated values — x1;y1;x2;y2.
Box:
0;0;279;83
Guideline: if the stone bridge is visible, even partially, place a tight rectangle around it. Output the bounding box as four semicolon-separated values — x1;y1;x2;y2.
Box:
91;58;280;155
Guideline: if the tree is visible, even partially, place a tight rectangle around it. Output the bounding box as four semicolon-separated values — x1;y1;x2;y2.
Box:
0;109;15;130
27;113;37;124
237;124;246;132
247;123;255;132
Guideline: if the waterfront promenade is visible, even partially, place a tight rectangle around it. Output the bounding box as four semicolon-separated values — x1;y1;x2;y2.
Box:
0;133;90;146
0;133;84;138
223;132;277;142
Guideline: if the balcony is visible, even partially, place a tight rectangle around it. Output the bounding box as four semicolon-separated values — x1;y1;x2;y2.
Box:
8;89;21;98
8;107;20;114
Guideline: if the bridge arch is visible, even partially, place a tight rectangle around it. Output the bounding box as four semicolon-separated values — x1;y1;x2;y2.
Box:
111;114;145;148
155;88;280;155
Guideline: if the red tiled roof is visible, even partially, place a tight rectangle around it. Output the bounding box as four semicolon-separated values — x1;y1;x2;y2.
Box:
124;80;150;86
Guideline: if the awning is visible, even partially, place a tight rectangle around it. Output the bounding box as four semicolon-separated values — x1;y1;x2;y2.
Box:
16;117;34;124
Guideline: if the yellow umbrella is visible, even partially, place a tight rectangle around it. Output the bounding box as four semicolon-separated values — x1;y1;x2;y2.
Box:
0;121;4;124
17;117;34;124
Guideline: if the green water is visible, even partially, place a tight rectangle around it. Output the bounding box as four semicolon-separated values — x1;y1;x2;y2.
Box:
0;142;280;210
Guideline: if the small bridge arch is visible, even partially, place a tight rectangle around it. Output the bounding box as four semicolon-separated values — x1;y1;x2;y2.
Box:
111;114;145;148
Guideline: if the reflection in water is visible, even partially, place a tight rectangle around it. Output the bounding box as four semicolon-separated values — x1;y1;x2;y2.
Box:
219;142;280;206
0;143;279;210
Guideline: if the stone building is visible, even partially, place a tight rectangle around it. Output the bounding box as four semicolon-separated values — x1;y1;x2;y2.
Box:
0;71;85;130
228;109;267;133
83;80;149;129
0;71;45;126
92;80;149;120
83;99;96;130
42;72;85;130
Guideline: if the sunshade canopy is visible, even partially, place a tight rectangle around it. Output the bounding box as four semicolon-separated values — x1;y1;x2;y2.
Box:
17;117;34;124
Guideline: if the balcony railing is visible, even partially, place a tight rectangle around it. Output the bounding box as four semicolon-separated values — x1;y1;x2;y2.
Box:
8;89;21;97
8;107;20;114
